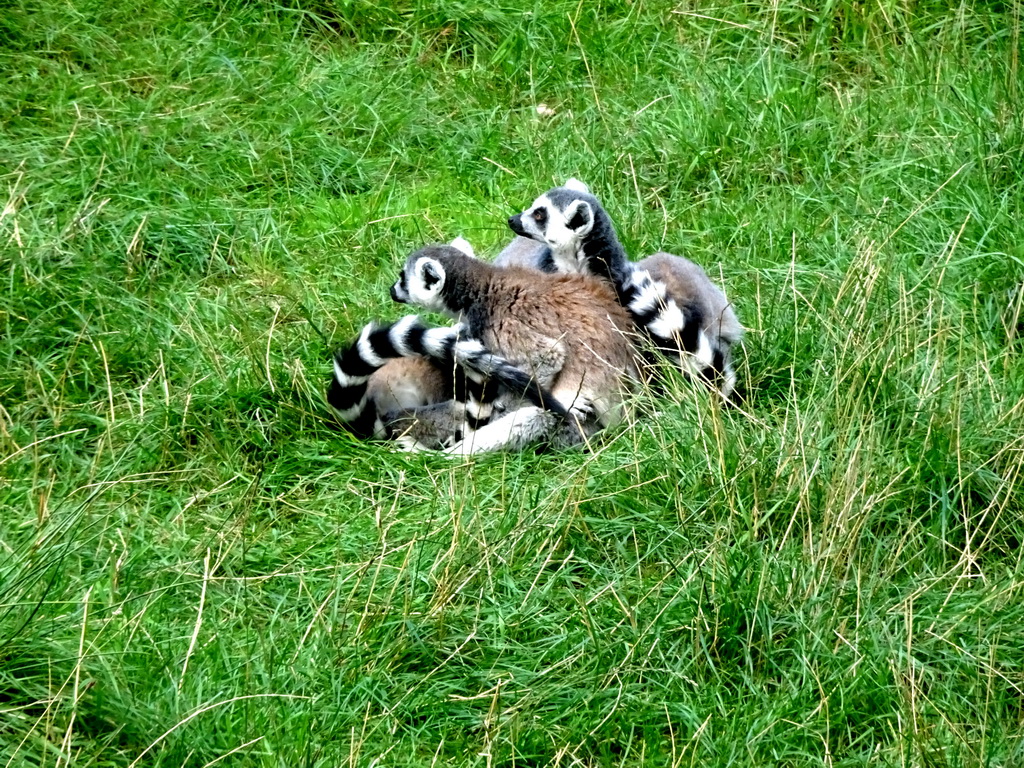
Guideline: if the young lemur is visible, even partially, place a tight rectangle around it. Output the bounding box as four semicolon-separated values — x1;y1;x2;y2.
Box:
328;312;568;449
331;242;641;454
507;179;743;398
328;355;457;441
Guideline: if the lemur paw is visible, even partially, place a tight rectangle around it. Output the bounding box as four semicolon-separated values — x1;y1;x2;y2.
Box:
394;436;434;453
441;441;477;458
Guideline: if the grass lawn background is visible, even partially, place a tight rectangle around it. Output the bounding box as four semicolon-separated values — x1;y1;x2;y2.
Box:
1;0;1023;764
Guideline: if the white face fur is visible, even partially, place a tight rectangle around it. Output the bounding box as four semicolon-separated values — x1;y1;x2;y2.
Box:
391;256;450;315
512;179;596;274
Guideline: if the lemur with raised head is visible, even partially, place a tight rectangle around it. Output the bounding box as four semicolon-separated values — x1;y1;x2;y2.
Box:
507;179;743;398
352;242;640;454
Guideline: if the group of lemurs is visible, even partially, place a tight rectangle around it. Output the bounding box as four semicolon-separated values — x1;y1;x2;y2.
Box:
327;179;743;456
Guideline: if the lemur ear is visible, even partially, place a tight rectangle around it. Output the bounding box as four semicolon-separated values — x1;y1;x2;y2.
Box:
564;178;591;194
420;259;444;289
566;200;594;234
449;236;476;258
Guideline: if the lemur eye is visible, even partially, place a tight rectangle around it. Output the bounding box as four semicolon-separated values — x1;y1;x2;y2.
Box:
532;207;548;224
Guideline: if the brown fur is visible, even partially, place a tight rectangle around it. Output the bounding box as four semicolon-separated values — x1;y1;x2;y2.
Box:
426;247;640;429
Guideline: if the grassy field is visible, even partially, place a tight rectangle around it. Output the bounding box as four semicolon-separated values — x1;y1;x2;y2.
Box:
2;0;1023;765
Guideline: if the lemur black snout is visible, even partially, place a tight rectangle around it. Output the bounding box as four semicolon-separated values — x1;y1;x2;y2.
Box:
508;215;526;236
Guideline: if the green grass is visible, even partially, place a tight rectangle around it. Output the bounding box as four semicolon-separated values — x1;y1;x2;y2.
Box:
2;0;1023;765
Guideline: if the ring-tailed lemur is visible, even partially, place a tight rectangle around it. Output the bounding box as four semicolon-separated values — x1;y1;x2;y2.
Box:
363;235;592;451
507;179;743;398
328;314;570;450
327;238;494;444
384;242;640;455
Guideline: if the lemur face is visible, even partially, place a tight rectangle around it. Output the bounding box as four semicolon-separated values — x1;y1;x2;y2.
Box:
508;179;596;273
392;255;447;313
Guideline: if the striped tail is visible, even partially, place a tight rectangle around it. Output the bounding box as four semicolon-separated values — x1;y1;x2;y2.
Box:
328;315;568;438
623;269;729;389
